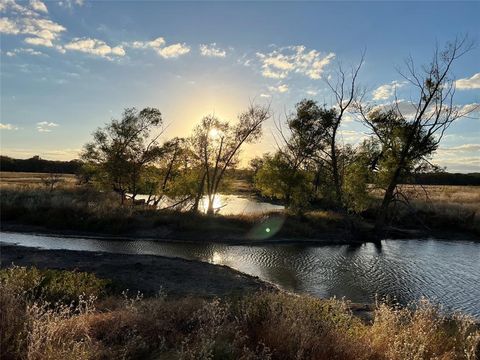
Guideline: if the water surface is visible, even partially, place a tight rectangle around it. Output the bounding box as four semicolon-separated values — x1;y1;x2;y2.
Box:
1;232;479;318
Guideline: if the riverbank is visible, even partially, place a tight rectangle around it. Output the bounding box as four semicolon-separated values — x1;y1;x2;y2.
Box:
0;244;275;297
1;255;478;359
1;187;479;245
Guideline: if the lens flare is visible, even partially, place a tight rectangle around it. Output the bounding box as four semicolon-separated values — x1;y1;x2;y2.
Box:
247;215;285;240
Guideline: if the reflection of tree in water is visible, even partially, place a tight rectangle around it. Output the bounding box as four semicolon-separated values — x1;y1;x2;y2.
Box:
313;243;420;305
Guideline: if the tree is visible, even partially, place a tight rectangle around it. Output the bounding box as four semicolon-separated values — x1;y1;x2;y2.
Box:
357;37;476;235
277;55;364;210
254;152;312;211
323;55;365;207
190;104;271;214
81;107;164;204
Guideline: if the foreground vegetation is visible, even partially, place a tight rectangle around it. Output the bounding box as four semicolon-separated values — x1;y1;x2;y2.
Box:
1;266;478;360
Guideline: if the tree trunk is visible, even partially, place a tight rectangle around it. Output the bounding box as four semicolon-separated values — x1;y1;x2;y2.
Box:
374;166;402;238
330;135;342;208
192;172;206;212
206;199;215;215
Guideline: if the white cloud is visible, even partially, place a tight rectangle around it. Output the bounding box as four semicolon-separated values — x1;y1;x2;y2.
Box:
0;17;20;34
126;37;190;59
0;13;66;48
199;43;227;57
456;73;480;90
306;89;318;96
433;156;480;172
5;47;43;56
260;93;271;98
0;0;39;16
58;0;83;7
64;38;125;58
256;45;335;80
268;84;289;93
156;43;190;58
129;36;165;49
37;121;58;132
372;100;480;123
24;36;52;46
459;103;480;117
338;129;368;144
372;81;406;100
0;123;19;130
438;144;480;153
29;0;47;13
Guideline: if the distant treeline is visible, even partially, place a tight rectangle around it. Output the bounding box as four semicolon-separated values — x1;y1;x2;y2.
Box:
0;156;82;174
404;172;480;186
1;155;479;186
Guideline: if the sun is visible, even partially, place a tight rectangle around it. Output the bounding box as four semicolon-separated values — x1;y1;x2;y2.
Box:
208;127;221;139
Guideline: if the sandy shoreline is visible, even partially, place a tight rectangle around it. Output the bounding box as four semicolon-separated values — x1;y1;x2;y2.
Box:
0;244;276;298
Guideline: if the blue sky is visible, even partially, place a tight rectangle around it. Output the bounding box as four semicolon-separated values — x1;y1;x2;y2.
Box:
1;1;479;172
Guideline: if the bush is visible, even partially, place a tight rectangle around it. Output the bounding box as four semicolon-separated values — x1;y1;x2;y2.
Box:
1;266;478;360
0;266;110;304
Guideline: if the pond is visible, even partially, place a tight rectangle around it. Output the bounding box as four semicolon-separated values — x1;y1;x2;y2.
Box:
132;194;285;215
2;232;479;318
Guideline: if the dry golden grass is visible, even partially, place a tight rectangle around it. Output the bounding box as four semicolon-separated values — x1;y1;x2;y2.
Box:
0;171;76;189
1;267;479;360
370;185;480;235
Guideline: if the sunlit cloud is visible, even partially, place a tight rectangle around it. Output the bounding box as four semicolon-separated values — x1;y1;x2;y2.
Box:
268;84;289;93
199;43;227;57
256;45;335;80
126;37;190;59
0;12;66;48
0;123;19;130
372;80;406;100
0;17;20;34
29;0;48;14
456;73;480;90
156;42;190;58
37;121;59;132
64;38;125;58
129;36;165;49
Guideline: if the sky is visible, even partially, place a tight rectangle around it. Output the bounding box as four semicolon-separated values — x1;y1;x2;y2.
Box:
1;0;479;172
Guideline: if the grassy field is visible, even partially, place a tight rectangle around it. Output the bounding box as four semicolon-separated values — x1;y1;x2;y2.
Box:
1;266;478;360
372;185;480;236
0;171;76;188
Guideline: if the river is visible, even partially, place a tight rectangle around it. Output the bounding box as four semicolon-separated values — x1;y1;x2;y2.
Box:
1;232;479;318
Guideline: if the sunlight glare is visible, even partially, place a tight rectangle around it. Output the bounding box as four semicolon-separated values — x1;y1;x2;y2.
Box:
209;127;221;139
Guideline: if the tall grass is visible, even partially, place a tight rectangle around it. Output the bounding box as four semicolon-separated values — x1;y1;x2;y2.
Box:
369;185;480;236
0;187;347;239
1;267;479;359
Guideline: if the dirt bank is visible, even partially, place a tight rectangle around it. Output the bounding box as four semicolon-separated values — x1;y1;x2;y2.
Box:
0;244;276;298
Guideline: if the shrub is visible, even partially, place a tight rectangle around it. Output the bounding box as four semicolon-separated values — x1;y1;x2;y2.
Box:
1;267;479;360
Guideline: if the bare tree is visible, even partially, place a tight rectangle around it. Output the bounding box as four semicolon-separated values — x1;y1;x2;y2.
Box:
41;173;63;192
191;104;271;214
324;53;365;206
357;36;476;235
